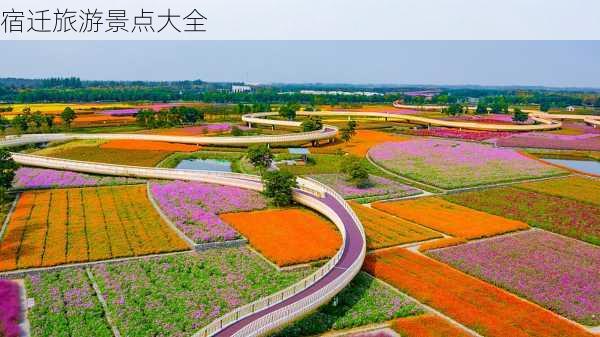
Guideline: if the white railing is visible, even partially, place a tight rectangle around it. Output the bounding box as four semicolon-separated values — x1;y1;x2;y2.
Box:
9;152;366;337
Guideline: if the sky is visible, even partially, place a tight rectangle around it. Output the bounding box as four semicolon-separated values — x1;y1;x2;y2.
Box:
1;41;600;88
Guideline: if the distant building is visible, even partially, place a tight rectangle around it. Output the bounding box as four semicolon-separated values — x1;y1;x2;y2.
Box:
232;85;252;93
298;90;383;96
403;90;441;100
566;106;575;112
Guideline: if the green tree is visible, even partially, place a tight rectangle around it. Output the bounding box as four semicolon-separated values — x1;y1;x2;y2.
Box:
43;114;54;130
341;156;370;187
261;170;297;206
11;114;29;133
539;102;550;112
444;103;464;116
60;107;76;128
512;108;529;123
475;103;488;114
230;125;244;136
279;103;298;120
300;117;323;132
0;149;17;189
0;116;9;134
340;120;357;142
247;144;273;170
31;111;44;129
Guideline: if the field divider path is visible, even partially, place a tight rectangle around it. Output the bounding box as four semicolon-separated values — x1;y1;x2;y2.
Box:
85;267;122;337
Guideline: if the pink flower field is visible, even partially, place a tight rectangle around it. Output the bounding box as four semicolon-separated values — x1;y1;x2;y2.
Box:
369;139;565;189
428;230;600;325
405;127;513;141
13;167;144;189
150;180;267;243
496;132;600;151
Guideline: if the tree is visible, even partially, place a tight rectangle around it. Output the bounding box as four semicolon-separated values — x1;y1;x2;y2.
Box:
230;125;244;136
512;108;529;123
279;103;298;120
300;117;323;132
11;114;28;133
247;144;273;170
0;149;17;189
43;114;54;130
0;116;9;134
341;156;370;187
444;103;464;116
60;107;76;128
539;102;550;112
136;108;156;128
340;120;357;142
261;170;297;206
475;103;488;114
31;111;44;129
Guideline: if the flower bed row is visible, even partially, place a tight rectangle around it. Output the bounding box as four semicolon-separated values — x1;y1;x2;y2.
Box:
428;230;600;325
150;180;266;243
220;208;341;267
309;130;407;157
0;280;22;337
349;201;441;250
372;197;529;240
369;139;565;189
496;132;600;151
13;167;144;190
25;268;113;337
0;185;189;272
42;144;171;167
515;176;600;206
271;272;422;337
99;140;200;152
444;187;600;245
391;314;473;337
404;127;514;141
310;174;422;201
364;248;595;337
91;248;309;337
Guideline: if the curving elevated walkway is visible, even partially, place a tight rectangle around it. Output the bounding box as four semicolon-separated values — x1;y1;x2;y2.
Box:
7;153;366;337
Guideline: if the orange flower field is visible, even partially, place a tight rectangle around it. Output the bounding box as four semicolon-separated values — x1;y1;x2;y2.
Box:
391;314;473;337
0;185;189;272
349;201;441;250
100;140;201;152
418;237;467;252
515;176;600;206
372;197;529;240
364;248;595;337
309;130;407;156
219;208;341;267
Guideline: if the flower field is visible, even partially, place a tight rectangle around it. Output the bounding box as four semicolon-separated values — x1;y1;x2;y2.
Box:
369;139;565;189
0;185;189;272
148;123;233;136
91;248;309;337
310;174;422;201
309;130;407;157
220;208;341;266
13;167;144;189
25;268;113;337
364;248;596;337
418;237;467;252
428;230;600;325
444;187;600;245
271;272;422;337
0;280;22;337
496;132;600;151
99;140;200;152
41;143;171;166
515;176;600;206
150;180;266;243
404;127;513;141
372;197;529;240
391;314;473;337
349;202;441;250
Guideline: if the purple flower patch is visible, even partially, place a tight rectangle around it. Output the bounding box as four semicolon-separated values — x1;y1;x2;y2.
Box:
310;174;421;200
0;280;22;337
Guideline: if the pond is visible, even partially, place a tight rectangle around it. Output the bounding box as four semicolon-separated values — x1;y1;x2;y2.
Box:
540;158;600;175
175;158;233;172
